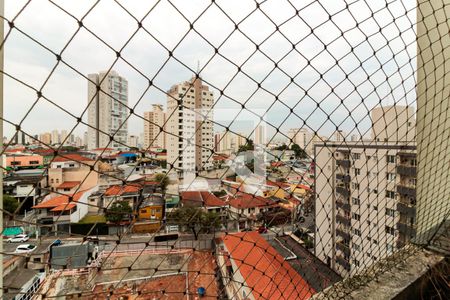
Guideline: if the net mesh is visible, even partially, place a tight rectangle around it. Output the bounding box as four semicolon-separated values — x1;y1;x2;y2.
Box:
0;0;448;299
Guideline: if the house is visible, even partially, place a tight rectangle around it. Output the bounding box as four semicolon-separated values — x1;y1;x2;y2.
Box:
227;192;278;230
2;153;44;171
48;154;98;193
180;191;227;214
3;256;44;300
33;187;97;234
3;171;47;212
217;231;315;300
138;194;164;220
102;184;143;211
31;148;55;165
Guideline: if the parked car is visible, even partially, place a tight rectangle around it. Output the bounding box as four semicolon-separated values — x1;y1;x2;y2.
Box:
7;234;29;243
15;244;36;253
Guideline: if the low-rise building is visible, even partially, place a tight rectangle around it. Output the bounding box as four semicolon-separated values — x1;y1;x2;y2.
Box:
180;191;227;214
48;154;99;193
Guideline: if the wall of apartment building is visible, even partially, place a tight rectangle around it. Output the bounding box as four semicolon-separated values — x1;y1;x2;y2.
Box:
415;0;450;243
143;104;166;150
315;143;417;277
87;71;128;150
166;78;214;173
371;106;416;143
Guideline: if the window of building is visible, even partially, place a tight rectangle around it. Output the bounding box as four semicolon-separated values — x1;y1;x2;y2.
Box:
352;197;360;205
353;243;361;251
352;183;360;190
387;172;395;181
386;208;396;217
385;226;395;236
354;168;360;176
352;213;360;221
352;153;361;160
386;155;396;163
386;243;394;253
386;190;396;199
353;228;361;236
353;259;360;267
29;160;39;164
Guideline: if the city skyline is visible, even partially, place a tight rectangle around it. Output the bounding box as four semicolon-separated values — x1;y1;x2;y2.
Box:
4;0;417;142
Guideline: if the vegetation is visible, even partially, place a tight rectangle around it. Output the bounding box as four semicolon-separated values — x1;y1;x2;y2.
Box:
238;139;254;152
213;190;227;197
291;143;308;159
154;173;169;192
3;195;19;216
105;201;132;224
168;206;221;240
274;144;289;151
79;215;106;224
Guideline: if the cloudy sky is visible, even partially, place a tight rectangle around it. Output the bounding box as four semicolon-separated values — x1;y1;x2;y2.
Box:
4;0;417;143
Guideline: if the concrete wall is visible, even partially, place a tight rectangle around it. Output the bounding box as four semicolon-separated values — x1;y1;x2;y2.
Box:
415;0;450;243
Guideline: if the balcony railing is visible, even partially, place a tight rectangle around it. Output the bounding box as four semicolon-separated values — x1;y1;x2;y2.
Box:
396;165;417;177
336;242;351;256
336;200;350;211
336;226;351;240
336;174;350;183
337;159;351;168
397;201;416;218
397;221;417;237
336;214;351;226
397;185;416;198
336;186;350;197
336;255;351;271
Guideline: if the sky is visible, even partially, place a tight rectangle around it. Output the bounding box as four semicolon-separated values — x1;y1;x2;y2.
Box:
4;0;417;143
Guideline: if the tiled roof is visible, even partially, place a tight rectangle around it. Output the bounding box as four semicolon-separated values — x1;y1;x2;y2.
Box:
228;192;276;209
33;190;85;210
181;191;227;207
223;231;315;300
266;180;290;188
104;184;142;196
56;181;80;189
53;154;94;162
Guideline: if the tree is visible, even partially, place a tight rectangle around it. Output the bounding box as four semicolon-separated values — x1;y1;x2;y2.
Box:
167;206;221;240
154;173;169;193
274;143;289;151
238;139;254;153
3;195;19;216
291;143;307;159
105;201;132;224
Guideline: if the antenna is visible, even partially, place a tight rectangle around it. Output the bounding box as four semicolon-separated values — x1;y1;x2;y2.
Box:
197;60;200;75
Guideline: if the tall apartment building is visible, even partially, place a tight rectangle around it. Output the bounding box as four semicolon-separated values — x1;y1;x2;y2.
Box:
87;70;128;149
39;132;52;145
166;77;214;173
314;106;417;277
214;131;246;154
143;104;166;149
287;128;323;157
51;130;60;144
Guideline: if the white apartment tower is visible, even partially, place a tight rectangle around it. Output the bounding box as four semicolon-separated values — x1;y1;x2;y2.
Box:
87;70;128;149
143;104;166;149
314;106;417;277
166;77;214;173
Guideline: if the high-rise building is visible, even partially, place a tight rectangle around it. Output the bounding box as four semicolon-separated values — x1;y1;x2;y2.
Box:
314;106;417;277
60;130;68;144
39;132;52;145
214;131;247;154
166;77;214;173
51;130;60;144
128;135;139;148
371;105;415;142
87;70;128;149
143;104;166;149
254;125;267;146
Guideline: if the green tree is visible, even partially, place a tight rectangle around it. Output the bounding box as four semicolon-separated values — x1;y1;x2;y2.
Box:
154;173;169;192
167;206;221;240
238;139;254;153
105;201;132;224
274;143;289;151
3;195;19;216
291;143;307;159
